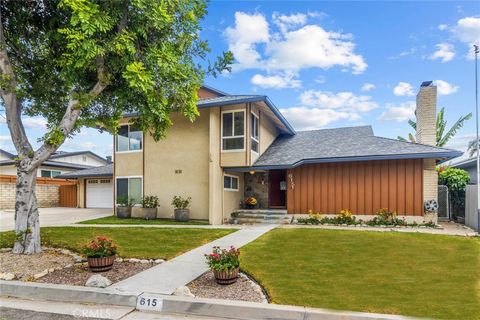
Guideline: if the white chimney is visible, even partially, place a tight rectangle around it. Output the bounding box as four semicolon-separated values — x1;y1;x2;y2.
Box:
415;81;437;146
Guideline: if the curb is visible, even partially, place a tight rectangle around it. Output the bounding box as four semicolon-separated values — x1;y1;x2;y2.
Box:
0;281;138;307
1;281;419;320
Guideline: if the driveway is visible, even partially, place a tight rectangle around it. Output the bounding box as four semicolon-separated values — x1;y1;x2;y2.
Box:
0;207;112;231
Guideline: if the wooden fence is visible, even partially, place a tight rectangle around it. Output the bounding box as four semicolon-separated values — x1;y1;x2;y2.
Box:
0;174;76;186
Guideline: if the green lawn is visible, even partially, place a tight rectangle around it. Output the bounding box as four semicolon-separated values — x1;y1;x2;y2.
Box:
0;227;235;260
240;228;480;320
78;215;209;225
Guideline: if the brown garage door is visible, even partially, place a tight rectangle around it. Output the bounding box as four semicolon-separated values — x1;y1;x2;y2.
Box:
286;159;424;216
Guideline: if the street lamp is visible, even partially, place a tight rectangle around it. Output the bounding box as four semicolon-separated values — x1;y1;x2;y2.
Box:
474;44;479;231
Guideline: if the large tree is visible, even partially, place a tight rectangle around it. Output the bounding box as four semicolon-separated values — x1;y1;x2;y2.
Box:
397;107;472;147
0;0;232;254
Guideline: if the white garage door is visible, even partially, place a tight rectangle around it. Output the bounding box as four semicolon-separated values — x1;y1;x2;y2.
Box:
86;179;113;208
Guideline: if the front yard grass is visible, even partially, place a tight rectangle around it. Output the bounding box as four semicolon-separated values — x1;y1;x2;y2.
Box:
0;227;235;260
240;228;480;320
77;215;209;225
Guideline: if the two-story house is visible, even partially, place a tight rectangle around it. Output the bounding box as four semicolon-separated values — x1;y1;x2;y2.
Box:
105;82;461;225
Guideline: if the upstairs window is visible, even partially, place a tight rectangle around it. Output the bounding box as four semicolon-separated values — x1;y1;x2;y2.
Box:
222;111;245;151
251;113;259;153
116;125;142;152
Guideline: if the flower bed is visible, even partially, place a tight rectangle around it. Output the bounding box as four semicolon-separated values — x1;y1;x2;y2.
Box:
296;209;439;228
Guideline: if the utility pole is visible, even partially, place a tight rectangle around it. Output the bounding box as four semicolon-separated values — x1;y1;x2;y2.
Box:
475;44;479;231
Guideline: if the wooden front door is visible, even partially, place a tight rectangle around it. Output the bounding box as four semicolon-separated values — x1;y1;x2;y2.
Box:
269;170;286;208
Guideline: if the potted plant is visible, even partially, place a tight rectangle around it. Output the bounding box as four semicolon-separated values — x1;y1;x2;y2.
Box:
172;195;191;222
83;236;117;272
116;196;134;219
244;197;257;209
142;195;159;220
205;246;240;285
230;211;239;224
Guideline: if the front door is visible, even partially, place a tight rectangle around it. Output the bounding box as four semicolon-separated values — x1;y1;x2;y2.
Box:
269;170;286;208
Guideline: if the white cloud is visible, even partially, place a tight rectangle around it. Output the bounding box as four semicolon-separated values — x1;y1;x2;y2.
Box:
22;117;47;129
393;82;415;96
251;73;301;89
224;12;269;70
378;101;415;122
225;11;367;75
300;90;378;112
453;17;480;46
438;24;448;31
388;47;416;59
0;135;14;152
361;83;375;92
429;43;455;62
280;107;359;130
445;133;476;152
272;12;307;34
434;80;459;95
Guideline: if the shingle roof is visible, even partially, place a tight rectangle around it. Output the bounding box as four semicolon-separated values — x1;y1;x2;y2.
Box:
251;126;462;169
58;164;113;179
0;149;15;159
0;159;94;170
49;150;107;163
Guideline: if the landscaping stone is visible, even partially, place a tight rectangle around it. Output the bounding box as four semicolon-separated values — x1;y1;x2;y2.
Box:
73;255;85;263
139;259;149;264
128;258;140;263
116;258;124;263
0;248;11;252
34;270;48;280
154;259;165;264
85;274;112;288
173;286;194;297
0;272;15;281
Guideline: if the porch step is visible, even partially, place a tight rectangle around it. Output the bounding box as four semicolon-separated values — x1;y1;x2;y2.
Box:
232;209;291;224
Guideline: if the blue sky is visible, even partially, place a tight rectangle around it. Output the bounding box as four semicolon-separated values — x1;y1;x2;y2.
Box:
1;1;479;158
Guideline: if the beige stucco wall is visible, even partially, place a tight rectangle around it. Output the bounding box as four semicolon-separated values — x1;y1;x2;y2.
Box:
78;178;85;208
143;110;210;220
223;172;244;222
208;108;224;225
115;152;143;177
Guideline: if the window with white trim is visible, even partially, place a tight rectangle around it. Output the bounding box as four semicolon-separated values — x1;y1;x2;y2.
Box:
41;170;61;178
251;113;259;153
224;175;239;191
116;124;143;152
222;111;245;151
116;177;142;204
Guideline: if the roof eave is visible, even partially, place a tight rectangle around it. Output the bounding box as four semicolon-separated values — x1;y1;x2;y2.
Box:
225;151;462;172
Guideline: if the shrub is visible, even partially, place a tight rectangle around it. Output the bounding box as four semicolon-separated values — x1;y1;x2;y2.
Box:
117;195;135;207
172;195;191;210
83;236;117;258
205;246;240;271
367;208;406;226
142;195;159;208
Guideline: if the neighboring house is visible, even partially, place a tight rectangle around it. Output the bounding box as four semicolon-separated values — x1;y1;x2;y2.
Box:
449;157;478;184
81;83;460;224
59;164;114;209
0;150;109;178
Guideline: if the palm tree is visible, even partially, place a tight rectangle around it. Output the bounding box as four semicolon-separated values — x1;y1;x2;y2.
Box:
467;139;479;156
397;107;472;147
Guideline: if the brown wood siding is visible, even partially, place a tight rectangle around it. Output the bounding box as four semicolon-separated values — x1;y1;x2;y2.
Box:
286;159;424;216
0;174;76;186
59;184;77;207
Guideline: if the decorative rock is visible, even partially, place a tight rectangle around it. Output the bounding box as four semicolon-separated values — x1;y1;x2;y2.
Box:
128;258;140;263
85;275;112;288
65;264;73;268
140;259;149;264
0;272;15;281
34;270;48;280
0;248;12;252
115;258;124;263
73;255;85;263
173;286;194;297
48;268;55;273
60;249;71;255
154;259;165;264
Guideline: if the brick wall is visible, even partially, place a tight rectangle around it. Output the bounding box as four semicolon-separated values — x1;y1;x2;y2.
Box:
0;182;60;209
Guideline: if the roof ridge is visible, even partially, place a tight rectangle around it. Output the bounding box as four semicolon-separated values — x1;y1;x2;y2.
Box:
296;125;373;134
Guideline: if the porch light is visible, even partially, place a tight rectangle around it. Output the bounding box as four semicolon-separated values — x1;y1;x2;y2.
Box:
249;171;255;175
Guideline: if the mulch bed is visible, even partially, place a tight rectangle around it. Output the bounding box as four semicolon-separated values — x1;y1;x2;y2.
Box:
36;261;154;286
188;271;267;303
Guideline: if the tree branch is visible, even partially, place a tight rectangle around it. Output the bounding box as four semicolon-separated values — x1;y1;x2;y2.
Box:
0;8;33;157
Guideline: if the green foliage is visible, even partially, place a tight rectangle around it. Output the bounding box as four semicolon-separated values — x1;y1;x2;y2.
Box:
438;167;470;192
116;195;135;207
142;195;159;209
171;195;191;210
205;246;240;271
1;0;233;142
397;108;472;146
41;127;65;146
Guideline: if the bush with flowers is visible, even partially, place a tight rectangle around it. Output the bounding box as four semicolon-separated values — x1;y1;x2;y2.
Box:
83;236;117;258
205;246;240;272
244;197;257;208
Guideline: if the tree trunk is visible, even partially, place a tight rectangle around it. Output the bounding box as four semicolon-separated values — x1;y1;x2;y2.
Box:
12;165;41;254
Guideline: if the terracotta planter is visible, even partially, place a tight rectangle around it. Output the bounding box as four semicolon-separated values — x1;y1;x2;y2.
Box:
142;207;157;220
213;267;239;285
174;209;190;222
116;206;131;219
87;255;116;272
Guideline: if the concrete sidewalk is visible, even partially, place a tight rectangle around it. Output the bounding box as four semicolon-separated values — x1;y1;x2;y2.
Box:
110;224;277;295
